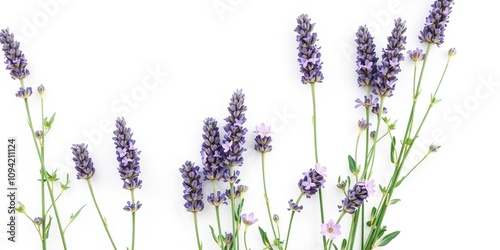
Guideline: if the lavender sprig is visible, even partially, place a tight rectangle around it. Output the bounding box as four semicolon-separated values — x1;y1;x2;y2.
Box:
222;89;248;168
71;143;117;249
180;161;204;250
295;14;323;85
419;0;454;46
0;28;30;80
373;18;407;98
112;117;142;250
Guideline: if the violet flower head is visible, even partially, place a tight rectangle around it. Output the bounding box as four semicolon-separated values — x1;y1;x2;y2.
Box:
298;168;325;198
287;199;303;213
123;201;142;213
419;0;454;46
0;28;30;80
113;117;142;190
71;143;95;180
222;89;248;167
207;191;227;207
180;161;204;213
295;14;323;85
373;18;407;98
254;123;272;153
201;117;224;181
354;95;378;109
15;87;32;99
355;25;378;87
408;48;425;62
338;181;369;214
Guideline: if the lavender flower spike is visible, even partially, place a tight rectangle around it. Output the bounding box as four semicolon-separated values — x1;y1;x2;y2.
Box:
71;143;95;180
113;117;142;190
338;181;369;214
0;28;30;80
298;168;325;198
201;117;224;181
295;14;323;85
355;25;378;87
419;0;454;46
254;123;272;153
222;89;248;167
373;18;407;98
180;161;204;213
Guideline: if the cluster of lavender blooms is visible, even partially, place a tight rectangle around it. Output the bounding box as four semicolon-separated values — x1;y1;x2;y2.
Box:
295;14;323;85
71;144;96;180
0;28;30;80
113;117;143;211
180;161;204;212
338;180;375;214
419;0;454;45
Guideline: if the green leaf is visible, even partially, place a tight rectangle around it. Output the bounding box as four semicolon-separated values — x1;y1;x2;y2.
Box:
377;231;400;247
45;216;53;239
208;225;221;246
258;227;272;248
70;205;86;221
348;155;358;175
395;176;405;187
341;239;347;250
389;199;401;205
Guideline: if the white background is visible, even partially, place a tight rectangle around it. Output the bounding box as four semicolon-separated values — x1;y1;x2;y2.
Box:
1;0;498;249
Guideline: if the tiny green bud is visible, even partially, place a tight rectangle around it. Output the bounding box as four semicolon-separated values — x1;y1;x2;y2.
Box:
448;48;456;57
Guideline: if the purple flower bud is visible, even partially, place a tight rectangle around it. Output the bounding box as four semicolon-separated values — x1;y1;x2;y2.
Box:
338;181;370;214
254;123;272;153
207;191;227;207
123;201;142;213
242;213;258;226
15;87;32;99
0;28;30;80
71;143;95;180
287;199;303;213
298;168;325;198
407;48;425;61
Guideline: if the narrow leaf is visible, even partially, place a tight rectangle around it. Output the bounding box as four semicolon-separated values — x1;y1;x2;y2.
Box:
348;155;358;174
70;204;86;220
389;199;401;205
378;231;401;247
258;227;272;247
390;136;396;163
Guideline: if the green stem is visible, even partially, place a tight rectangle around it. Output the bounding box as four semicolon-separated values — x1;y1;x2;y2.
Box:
87;179;118;250
310;83;326;249
261;153;278;241
284;194;303;250
229;166;237;249
130;189;136;250
243;226;248;250
212;181;223;245
19;79;66;249
194;212;203;250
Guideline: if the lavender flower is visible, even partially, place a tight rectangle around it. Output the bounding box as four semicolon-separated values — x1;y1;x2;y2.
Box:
15;87;32;99
180;161;204;213
222;89;248;167
71;143;95;180
354;95;378;109
207;191;227;207
295;14;323;85
407;48;425;62
371;103;388;115
112;117;142;190
298;168;325;198
0;28;30;80
201;117;224;181
355;25;378;87
33;217;43;226
373;18;407;98
287;199;303;213
320;219;341;240
357;118;371;131
254;123;272;153
123;201;142;213
338;181;369;214
419;0;454;46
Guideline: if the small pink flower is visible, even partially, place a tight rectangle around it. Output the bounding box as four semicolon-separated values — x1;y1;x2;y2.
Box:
320;219;341;240
254;123;271;137
242;213;258;226
315;163;327;177
364;179;375;197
